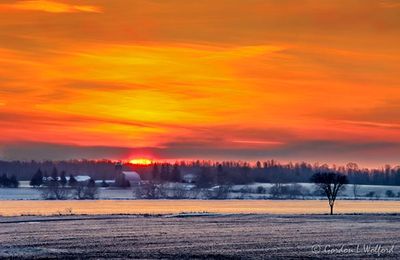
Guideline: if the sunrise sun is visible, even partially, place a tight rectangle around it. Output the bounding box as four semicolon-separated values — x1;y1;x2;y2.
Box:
129;158;153;165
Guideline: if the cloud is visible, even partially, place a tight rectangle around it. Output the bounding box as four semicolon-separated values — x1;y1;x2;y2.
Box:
380;1;400;8
0;0;399;166
337;120;400;130
0;1;102;13
231;140;284;145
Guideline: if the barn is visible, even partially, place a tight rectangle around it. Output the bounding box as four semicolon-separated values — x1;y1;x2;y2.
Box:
121;171;141;185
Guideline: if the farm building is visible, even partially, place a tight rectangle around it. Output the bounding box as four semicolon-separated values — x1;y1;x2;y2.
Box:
43;175;91;183
121;171;141;185
182;173;197;183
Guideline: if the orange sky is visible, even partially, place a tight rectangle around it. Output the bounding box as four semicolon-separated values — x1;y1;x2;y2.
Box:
0;0;400;166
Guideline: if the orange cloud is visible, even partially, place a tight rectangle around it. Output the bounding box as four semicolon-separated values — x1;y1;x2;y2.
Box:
0;0;102;13
380;1;400;8
0;0;400;165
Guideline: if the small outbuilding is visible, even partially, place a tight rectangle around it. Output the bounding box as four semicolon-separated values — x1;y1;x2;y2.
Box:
73;175;92;183
182;173;197;183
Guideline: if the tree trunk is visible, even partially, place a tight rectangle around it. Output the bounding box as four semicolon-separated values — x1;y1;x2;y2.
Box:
330;204;333;215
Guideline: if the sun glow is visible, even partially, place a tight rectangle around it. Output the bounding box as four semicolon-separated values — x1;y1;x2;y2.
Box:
129;158;152;165
0;0;400;165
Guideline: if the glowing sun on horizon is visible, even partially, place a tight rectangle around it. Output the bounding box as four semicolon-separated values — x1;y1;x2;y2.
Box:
129;158;153;165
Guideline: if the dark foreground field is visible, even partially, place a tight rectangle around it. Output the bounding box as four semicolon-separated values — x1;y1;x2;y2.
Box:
0;214;399;259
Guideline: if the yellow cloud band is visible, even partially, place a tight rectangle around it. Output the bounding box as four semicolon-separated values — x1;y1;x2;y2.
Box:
0;0;102;13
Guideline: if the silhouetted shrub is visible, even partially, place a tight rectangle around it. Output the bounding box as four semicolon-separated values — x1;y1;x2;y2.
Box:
386;190;395;198
40;183;71;200
101;180;110;187
366;191;375;198
0;174;19;188
256;186;266;194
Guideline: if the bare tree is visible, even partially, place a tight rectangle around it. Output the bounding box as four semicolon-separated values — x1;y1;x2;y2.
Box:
41;178;98;200
138;181;162;199
73;179;98;200
270;182;284;199
205;185;231;199
40;182;71;200
287;184;304;199
73;184;86;199
169;186;189;199
187;188;201;199
311;172;348;215
84;184;98;200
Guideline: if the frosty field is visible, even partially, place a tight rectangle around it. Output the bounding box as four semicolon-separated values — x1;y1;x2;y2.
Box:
0;199;399;216
0;214;399;259
7;182;400;201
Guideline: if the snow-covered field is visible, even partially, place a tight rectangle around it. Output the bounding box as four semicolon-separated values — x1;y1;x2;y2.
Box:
1;200;400;216
231;183;400;199
3;182;400;200
0;187;134;200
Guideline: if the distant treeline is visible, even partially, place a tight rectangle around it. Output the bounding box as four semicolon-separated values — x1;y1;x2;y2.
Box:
0;160;400;186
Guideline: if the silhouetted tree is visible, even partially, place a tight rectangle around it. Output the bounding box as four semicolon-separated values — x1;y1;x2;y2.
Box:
311;172;348;215
0;174;10;187
87;178;96;187
240;166;252;184
270;182;284;198
138;181;161;199
256;186;267;194
287;184;305;199
30;169;43;187
160;164;170;182
84;178;98;199
151;163;160;181
73;184;86;200
68;174;78;187
170;164;181;182
114;162;123;176
208;185;231;199
196;167;214;188
60;171;67;187
51;167;58;181
40;181;70;200
256;161;262;169
216;164;224;184
0;174;18;188
9;175;19;188
366;191;375;198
